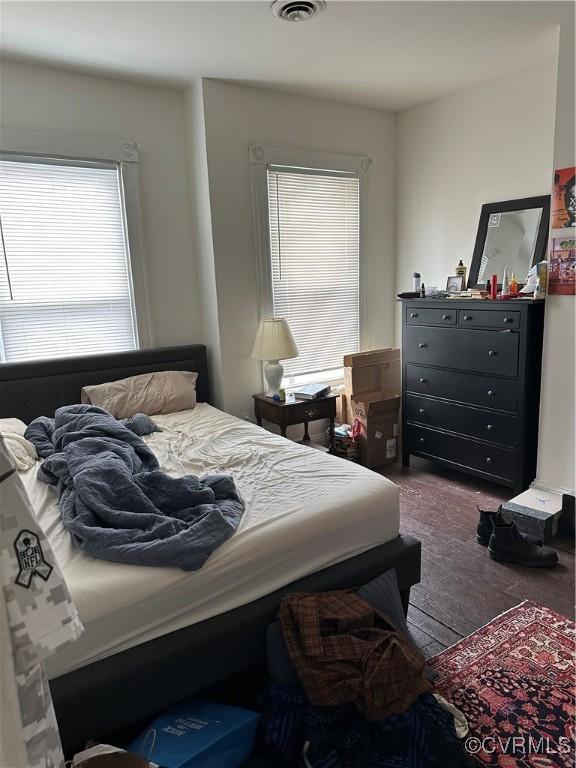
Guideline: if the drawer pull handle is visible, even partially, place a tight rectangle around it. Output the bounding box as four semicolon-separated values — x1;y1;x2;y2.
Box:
442;314;450;320
419;408;426;414
305;409;317;418
486;424;494;431
486;457;493;465
503;317;512;323
487;389;495;397
418;342;427;348
419;437;425;444
419;377;428;384
410;312;418;318
464;314;472;321
488;349;496;356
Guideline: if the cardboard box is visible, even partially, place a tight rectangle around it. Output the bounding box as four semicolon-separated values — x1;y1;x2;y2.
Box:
128;700;259;768
503;488;564;542
349;394;401;468
343;348;400;396
343;348;400;424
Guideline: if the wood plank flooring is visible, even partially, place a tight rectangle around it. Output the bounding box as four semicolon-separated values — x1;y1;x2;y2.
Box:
247;459;574;766
383;457;575;658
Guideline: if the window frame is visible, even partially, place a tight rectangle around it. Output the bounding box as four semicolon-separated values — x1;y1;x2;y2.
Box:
0;127;153;359
249;144;370;386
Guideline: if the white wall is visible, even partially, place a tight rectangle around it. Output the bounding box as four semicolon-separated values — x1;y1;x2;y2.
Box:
535;16;576;495
198;79;397;417
184;79;225;407
0;61;200;348
395;57;558;306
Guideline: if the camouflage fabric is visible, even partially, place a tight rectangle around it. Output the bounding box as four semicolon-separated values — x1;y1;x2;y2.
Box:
0;437;84;768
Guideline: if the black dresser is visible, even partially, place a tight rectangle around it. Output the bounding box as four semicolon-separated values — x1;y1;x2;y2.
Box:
401;298;545;493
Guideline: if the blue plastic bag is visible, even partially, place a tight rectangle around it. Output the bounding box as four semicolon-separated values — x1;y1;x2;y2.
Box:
128;700;260;768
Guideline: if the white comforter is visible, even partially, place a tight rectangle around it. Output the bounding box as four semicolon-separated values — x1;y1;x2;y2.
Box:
21;404;399;678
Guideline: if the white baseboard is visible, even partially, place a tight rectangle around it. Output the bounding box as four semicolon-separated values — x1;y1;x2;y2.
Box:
530;479;575;497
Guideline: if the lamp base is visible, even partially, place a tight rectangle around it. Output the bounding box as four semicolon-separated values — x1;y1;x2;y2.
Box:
264;360;284;397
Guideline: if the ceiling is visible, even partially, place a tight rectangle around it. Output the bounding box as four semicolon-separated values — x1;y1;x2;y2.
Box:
0;1;568;111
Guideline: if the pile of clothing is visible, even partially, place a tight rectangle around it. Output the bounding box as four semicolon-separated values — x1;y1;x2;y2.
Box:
261;586;469;767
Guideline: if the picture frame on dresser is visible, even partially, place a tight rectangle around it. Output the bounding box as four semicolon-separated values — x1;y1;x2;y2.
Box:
400;298;545;493
446;275;465;293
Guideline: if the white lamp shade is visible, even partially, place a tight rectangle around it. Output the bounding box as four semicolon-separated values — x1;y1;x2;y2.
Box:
251;318;299;361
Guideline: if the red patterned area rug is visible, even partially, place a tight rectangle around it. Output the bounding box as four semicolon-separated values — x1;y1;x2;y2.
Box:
430;600;575;768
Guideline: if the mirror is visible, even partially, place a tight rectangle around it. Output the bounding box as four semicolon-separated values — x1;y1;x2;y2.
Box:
468;195;550;288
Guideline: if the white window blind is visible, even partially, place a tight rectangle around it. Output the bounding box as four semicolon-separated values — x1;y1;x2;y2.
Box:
267;167;360;379
0;157;138;363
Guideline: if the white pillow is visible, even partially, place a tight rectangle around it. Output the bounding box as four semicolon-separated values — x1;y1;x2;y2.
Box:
0;418;38;471
81;370;198;418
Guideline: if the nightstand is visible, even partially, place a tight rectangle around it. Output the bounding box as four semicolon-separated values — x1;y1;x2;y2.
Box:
253;393;338;453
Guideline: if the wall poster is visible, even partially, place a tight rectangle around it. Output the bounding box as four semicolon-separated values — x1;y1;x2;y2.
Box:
551;166;576;229
549;235;575;295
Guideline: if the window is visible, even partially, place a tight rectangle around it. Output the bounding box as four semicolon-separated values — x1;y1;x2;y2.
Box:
266;166;360;383
0;156;138;363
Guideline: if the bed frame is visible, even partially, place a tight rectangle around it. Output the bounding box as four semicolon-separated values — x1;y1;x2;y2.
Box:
0;345;421;755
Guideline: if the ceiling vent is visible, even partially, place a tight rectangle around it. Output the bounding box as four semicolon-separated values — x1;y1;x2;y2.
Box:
271;0;326;22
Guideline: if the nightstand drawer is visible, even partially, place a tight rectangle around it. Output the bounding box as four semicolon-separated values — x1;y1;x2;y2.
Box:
406;394;519;446
458;309;520;329
406;305;456;326
253;394;336;426
405;326;519;377
284;399;335;424
407;425;517;482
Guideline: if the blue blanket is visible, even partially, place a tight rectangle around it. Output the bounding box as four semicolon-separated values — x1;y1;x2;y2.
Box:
25;405;245;570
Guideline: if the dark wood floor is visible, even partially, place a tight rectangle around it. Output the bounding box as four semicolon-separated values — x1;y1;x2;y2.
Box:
384;457;575;659
231;458;575;766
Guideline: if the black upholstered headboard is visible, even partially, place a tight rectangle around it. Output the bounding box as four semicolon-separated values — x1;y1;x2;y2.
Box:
0;345;209;423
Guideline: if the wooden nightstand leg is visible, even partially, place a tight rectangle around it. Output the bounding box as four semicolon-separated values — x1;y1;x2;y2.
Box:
256;417;263;427
328;417;335;453
280;426;287;438
303;421;310;442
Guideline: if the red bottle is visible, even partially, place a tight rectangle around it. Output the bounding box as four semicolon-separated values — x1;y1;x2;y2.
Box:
491;274;498;300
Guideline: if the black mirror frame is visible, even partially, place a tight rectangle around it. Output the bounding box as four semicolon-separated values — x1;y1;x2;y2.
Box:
468;195;551;289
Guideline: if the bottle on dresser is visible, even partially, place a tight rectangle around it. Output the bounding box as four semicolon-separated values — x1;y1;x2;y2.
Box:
455;259;467;286
501;265;511;298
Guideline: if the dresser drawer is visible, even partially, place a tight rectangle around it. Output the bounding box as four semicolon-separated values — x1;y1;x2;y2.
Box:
405;364;518;412
458;309;520;329
406;394;519;446
407;425;517;482
405;326;519;378
406;305;456;326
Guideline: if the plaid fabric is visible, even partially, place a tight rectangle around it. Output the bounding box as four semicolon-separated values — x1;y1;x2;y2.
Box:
278;591;431;721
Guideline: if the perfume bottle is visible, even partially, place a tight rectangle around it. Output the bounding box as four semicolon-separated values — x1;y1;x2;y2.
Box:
501;265;511;298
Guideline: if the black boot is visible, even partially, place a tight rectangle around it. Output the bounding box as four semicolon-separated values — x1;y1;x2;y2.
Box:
477;506;542;547
488;518;558;567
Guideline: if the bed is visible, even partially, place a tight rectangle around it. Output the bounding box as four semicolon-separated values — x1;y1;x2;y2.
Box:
0;344;421;755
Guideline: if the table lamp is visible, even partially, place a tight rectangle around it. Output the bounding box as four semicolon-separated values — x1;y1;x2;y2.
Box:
251;318;299;397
